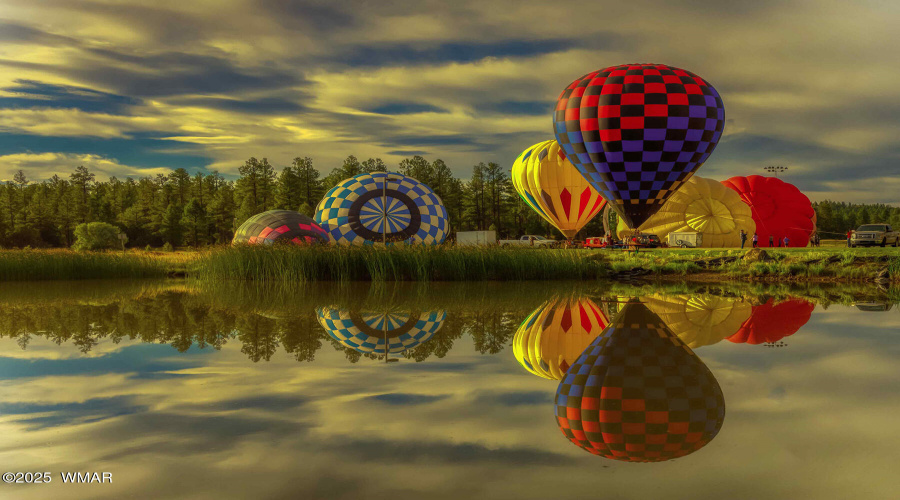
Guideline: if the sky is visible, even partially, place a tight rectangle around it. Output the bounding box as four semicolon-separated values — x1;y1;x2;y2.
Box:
0;0;898;203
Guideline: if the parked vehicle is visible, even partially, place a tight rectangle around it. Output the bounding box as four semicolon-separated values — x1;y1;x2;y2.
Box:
498;235;558;248
638;234;662;248
584;237;606;249
456;231;497;246
850;224;899;247
853;302;894;312
668;231;703;248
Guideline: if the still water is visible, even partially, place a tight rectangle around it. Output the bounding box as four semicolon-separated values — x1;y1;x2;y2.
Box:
0;280;898;499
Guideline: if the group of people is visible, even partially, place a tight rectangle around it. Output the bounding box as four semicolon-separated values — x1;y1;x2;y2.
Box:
739;230;798;248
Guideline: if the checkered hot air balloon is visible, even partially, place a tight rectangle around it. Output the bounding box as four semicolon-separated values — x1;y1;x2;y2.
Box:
555;300;726;462
314;172;448;245
317;307;445;355
553;64;725;229
513;296;609;380
232;210;328;245
511;140;607;240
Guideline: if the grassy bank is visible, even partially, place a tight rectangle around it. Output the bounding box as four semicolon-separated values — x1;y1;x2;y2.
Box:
1;245;898;282
191;245;608;281
0;249;186;281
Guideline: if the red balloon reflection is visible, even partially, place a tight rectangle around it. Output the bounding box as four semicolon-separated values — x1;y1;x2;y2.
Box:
727;298;814;345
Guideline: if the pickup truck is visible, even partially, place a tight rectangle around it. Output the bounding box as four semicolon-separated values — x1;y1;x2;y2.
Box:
498;235;558;248
850;224;899;247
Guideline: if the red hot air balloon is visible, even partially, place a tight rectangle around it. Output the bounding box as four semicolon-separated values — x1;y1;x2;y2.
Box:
553;64;726;229
727;298;814;345
720;175;815;247
555;301;725;462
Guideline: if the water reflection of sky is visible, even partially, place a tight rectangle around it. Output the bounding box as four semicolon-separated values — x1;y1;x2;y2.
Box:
0;281;898;499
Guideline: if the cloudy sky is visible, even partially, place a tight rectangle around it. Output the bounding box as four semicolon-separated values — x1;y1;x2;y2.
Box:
0;0;898;202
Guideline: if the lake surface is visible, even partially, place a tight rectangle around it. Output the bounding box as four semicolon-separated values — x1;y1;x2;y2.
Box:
1;280;898;499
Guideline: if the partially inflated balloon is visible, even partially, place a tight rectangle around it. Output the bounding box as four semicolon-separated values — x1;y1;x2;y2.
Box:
616;176;755;247
555;301;725;462
513;296;609;380
720;176;814;247
232;210;328;245
727;298;814;345
554;64;725;229
644;294;751;348
317;307;445;355
315;172;448;245
511;140;607;239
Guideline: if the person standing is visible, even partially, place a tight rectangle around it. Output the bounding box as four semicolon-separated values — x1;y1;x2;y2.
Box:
739;229;747;249
769;235;774;247
783;235;790;247
846;229;853;247
752;232;759;248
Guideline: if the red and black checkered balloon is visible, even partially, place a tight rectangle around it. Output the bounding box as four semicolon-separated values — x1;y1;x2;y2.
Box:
555;300;725;462
232;210;328;246
553;64;725;228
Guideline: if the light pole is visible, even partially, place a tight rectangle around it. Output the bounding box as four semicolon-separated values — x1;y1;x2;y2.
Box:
764;165;788;177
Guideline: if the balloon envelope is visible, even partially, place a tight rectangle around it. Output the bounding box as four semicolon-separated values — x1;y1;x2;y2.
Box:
644;294;751;348
232;210;328;245
555;301;726;462
317;307;445;354
315;172;448;245
511;140;607;239
616;176;755;247
553;64;725;229
728;298;814;345
513;296;609;380
721;175;814;247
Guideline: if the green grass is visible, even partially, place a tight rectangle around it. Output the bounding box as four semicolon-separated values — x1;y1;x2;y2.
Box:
0;249;171;281
190;244;610;282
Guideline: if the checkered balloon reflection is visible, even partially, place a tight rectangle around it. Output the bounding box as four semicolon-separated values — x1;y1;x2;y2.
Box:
555;301;725;462
314;172;449;245
553;64;725;229
232;210;328;245
317;307;446;355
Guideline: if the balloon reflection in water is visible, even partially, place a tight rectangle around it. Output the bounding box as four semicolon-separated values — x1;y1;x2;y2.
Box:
513;296;609;380
727;298;814;345
555;301;725;462
316;307;445;355
643;294;751;348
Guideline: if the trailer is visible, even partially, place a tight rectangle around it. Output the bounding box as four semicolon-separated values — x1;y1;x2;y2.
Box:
456;231;497;246
668;232;702;248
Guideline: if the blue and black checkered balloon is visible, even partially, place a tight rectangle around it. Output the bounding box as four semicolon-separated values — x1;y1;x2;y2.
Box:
553;64;725;228
315;173;448;245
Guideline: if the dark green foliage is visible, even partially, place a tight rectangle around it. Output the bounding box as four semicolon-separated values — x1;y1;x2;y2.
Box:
813;200;900;237
73;222;123;250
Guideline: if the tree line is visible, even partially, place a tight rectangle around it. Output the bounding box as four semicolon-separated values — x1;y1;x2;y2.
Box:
0;155;578;248
811;200;900;237
2;155;891;248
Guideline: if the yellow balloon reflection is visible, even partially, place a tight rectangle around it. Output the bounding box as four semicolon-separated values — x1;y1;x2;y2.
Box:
643;294;752;348
513;296;609;380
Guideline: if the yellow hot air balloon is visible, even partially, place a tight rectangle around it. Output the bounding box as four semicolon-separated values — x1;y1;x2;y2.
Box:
513;296;609;380
512;140;607;240
616;175;755;247
643;294;751;348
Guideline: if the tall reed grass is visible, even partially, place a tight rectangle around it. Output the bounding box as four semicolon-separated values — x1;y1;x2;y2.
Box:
0;249;169;281
191;245;610;282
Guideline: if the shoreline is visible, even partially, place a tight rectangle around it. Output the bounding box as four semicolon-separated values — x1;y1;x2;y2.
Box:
0;246;897;284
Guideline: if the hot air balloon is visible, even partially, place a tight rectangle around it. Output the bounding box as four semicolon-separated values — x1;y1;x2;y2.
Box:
555;300;726;462
315;172;448;245
615;175;755;247
727;298;814;345
511;140;607;240
553;64;725;229
643;294;751;348
232;210;328;245
720;175;814;247
513;296;609;380
317;307;445;355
